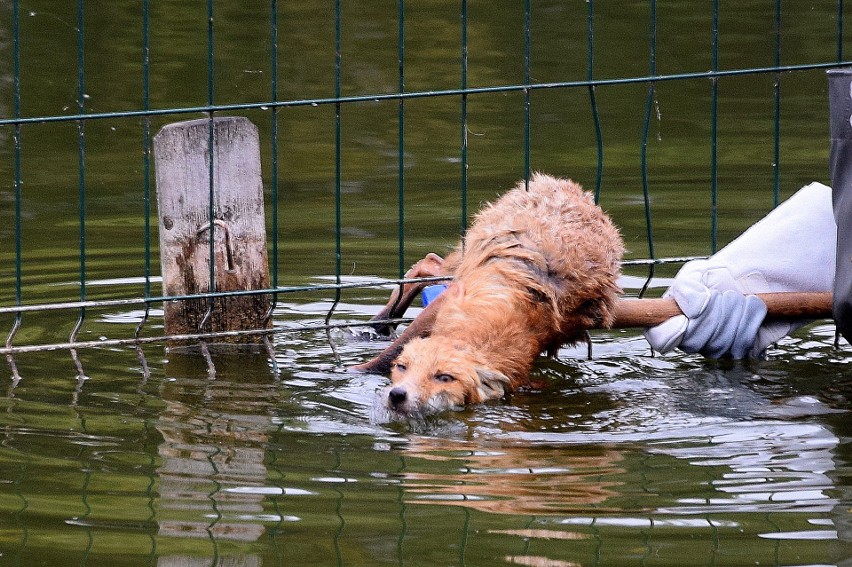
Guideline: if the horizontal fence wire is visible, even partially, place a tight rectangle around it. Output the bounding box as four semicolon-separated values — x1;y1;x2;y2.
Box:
2;0;849;357
1;63;851;128
0;259;695;356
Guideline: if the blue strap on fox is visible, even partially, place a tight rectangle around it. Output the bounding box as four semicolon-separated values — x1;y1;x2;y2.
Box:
421;284;447;307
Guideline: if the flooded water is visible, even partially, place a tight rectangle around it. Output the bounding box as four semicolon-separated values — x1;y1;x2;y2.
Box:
0;0;851;565
2;318;850;566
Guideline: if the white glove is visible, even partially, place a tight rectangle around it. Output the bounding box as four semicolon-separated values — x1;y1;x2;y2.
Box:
644;182;836;358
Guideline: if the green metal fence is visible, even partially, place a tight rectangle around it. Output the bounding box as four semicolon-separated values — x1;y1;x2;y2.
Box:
1;0;849;358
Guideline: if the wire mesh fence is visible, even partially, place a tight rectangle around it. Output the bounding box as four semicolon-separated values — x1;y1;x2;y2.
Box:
1;0;849;356
2;4;851;563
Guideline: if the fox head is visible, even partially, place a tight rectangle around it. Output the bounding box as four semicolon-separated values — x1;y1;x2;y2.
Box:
384;336;511;417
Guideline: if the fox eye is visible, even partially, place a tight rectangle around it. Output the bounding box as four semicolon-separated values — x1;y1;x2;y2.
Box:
393;362;407;373
434;373;456;383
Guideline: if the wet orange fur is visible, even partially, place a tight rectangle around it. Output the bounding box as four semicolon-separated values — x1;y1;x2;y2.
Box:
386;174;624;415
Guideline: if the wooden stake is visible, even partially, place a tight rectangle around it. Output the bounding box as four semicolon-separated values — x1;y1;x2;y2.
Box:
154;117;270;344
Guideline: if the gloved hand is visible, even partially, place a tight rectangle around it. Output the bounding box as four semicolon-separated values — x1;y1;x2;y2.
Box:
646;272;769;358
644;182;836;358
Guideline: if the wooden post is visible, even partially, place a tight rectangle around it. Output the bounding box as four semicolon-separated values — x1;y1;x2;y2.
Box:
154;116;270;344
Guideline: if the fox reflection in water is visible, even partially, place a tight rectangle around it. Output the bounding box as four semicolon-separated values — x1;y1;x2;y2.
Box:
395;436;625;516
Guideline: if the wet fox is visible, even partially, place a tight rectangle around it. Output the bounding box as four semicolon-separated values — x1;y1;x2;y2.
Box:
354;174;623;417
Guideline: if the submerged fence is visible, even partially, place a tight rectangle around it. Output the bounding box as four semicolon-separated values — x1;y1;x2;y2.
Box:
1;1;849;356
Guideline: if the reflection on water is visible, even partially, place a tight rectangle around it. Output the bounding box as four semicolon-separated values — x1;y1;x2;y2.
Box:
0;320;849;566
397;418;839;518
2;295;846;567
155;355;279;548
400;437;625;515
1;290;851;567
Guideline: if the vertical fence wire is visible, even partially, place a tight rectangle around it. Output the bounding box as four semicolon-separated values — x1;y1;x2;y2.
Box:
587;0;604;203
142;2;151;300
839;0;845;62
334;0;342;285
264;0;281;369
143;419;158;565
78;466;94;564
134;0;153;379
205;0;217;329
460;0;469;239
639;0;658;296
395;454;408;566
137;0;153;342
12;0;21;310
332;449;345;567
773;0;782;207
204;445;223;565
398;0;406;279
267;442;287;564
710;0;719;253
269;0;280;306
7;0;23;379
324;0;344;363
523;0;531;188
71;0;88;344
459;507;471;566
197;0;218;374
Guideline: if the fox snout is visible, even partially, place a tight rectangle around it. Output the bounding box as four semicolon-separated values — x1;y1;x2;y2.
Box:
387;385;409;410
384;379;454;417
384;381;431;417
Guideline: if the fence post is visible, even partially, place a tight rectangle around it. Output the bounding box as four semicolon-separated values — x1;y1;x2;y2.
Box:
154;116;271;345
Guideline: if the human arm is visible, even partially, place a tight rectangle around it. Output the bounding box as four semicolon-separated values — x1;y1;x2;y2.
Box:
644;182;836;358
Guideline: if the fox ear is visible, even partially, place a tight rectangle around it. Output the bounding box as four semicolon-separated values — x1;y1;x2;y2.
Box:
475;368;510;401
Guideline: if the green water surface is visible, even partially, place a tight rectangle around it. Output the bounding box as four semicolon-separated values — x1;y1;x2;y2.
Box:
0;1;850;566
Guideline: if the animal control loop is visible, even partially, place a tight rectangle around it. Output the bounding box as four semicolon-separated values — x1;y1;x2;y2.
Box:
196;219;236;272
